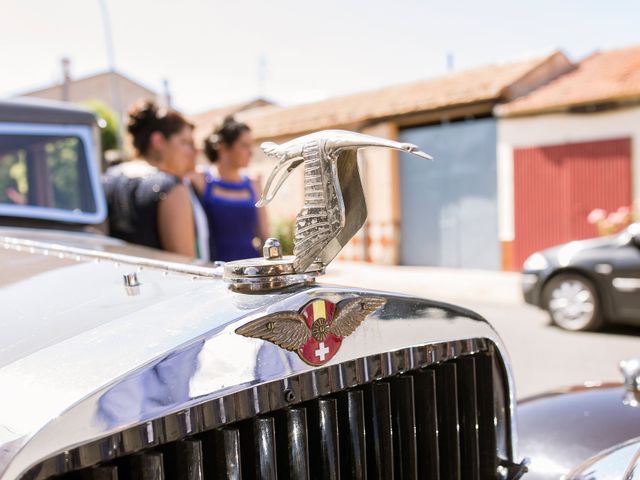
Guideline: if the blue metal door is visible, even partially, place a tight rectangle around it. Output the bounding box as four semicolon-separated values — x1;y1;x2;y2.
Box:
399;118;499;269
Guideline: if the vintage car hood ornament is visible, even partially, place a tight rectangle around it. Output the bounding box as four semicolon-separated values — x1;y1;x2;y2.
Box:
236;296;386;365
223;129;431;291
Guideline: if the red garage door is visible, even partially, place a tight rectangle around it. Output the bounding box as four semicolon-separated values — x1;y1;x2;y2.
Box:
513;137;632;269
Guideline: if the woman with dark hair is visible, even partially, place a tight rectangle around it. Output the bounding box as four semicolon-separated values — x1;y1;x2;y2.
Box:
189;116;268;261
103;100;200;257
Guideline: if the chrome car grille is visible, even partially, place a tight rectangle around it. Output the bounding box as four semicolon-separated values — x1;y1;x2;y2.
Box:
23;339;509;480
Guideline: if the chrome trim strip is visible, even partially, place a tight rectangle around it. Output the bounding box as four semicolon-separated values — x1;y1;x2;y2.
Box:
0;123;107;225
0;287;518;479
0;235;220;278
612;277;640;292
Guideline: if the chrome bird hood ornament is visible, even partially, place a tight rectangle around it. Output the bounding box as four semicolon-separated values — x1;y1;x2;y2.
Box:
258;130;432;271
223;129;431;291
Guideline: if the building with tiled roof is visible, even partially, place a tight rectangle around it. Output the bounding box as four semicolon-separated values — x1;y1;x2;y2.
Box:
497;45;640;270
498;45;640;117
238;51;571;140
191;52;573;269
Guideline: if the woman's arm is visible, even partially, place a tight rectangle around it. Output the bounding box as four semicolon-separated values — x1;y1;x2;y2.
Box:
252;178;269;243
158;183;196;257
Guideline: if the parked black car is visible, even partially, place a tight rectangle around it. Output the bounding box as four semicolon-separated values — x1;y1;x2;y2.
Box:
522;223;640;331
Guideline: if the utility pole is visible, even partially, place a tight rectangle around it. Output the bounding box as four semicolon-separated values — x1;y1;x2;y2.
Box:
61;57;71;102
258;53;268;99
446;52;455;73
97;0;125;157
162;78;172;109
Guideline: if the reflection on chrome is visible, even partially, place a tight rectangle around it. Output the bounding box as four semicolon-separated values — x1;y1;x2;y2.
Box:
0;288;518;479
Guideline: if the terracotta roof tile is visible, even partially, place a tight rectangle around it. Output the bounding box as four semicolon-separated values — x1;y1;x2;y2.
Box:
235;53;559;139
499;45;640;116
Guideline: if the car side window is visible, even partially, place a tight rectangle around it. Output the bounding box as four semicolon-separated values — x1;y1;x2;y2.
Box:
0;148;28;206
0;125;104;223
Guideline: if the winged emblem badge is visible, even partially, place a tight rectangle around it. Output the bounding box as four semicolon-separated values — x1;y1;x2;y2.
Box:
236;296;386;365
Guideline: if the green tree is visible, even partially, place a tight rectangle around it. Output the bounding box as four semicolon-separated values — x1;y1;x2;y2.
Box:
47;138;80;209
272;216;296;255
83;99;119;153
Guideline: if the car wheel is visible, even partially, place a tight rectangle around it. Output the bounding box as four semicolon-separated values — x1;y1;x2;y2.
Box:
542;273;604;331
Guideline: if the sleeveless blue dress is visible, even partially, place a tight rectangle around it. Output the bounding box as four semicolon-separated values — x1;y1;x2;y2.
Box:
201;173;259;261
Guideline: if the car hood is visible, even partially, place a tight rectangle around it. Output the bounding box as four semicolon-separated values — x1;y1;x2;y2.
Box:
517;383;640;479
0;227;222;370
0;236;217;370
0;230;293;473
0;229;515;480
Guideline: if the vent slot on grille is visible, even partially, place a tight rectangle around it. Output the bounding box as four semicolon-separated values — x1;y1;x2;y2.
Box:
31;346;505;480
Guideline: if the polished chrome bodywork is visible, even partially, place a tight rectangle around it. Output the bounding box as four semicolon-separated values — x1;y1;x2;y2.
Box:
620;358;640;407
222;250;323;292
0;229;517;479
224;237;324;292
568;437;640;480
518;382;640;479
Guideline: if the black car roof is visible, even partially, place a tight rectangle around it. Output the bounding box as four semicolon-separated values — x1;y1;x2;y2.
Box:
0;97;96;125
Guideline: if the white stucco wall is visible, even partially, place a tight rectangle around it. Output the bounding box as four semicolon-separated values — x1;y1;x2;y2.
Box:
497;106;640;241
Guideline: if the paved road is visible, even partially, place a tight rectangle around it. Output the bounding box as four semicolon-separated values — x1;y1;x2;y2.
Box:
463;300;640;398
321;262;640;398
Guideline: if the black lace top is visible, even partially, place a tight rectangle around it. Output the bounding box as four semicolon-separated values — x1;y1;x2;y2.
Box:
103;162;181;250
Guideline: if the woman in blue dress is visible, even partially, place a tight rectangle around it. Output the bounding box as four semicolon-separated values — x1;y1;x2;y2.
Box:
189;116;268;261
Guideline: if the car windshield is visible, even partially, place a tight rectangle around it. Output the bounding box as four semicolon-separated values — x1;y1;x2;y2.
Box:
0;132;99;220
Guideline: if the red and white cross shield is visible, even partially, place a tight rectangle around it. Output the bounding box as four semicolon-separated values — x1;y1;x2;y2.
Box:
298;299;341;366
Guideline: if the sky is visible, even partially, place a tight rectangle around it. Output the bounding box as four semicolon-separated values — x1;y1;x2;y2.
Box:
1;0;639;114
